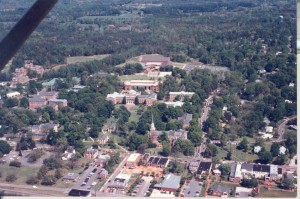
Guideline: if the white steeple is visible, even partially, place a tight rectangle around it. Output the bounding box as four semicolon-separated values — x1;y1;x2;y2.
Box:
150;114;156;132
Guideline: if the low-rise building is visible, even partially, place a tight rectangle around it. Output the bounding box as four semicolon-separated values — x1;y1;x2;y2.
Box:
229;163;242;183
188;161;200;174
84;147;99;159
253;146;262;153
196;161;212;178
62;146;76;161
62;173;79;182
146;156;169;168
178;113;193;129
48;99;68;108
154;173;181;193
235;187;253;198
124;80;159;92
169;91;195;102
29;97;47;110
95;155;110;167
164;101;185;108
108;173;131;190
99;134;109;145
125;153;141;168
38;91;58;100
137;93;157;106
98;168;109;180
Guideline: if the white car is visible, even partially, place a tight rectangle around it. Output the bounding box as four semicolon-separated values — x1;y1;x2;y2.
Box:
33;185;38;188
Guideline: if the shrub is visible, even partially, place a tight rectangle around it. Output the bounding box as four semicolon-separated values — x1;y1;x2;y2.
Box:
26;176;39;185
6;174;17;182
41;175;57;186
9;160;22;168
27;149;45;163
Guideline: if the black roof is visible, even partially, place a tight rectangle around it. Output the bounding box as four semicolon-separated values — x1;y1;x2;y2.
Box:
151;157;160;164
148;157;154;163
158;157;168;165
253;164;270;172
68;189;91;197
278;168;283;174
197;162;212;174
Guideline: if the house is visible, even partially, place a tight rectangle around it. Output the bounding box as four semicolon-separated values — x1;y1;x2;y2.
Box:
279;146;287;155
178;113;193;129
95;154;110;167
213;169;222;176
252;164;270;178
62;146;76;160
48;99;68;108
196;161;212;177
209;184;231;197
107;123;116;133
265;126;273;133
98;168;109;180
99;134;109;145
269;165;279;181
181;179;202;197
235;187;253;198
29;97;47;110
254;146;262;153
147;156;169;168
125;153;141;168
6;91;21;98
62;173;79;182
154;173;181;192
84;147;99;159
68;189;91;197
169;91;195;102
188;161;200;174
108;173;131;190
229;164;242;183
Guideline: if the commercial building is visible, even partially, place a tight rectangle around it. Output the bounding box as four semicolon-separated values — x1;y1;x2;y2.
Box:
154;174;181;193
125;153;142;168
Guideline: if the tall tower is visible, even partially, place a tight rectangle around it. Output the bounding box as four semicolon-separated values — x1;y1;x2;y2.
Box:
150;114;156;132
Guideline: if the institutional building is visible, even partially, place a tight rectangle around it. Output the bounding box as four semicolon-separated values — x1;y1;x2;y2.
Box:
124;80;159;92
169;91;195;101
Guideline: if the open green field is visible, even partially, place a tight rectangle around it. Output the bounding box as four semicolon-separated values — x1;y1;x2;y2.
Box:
0;165;38;185
257;186;297;198
128;106;141;123
216;145;258;162
66;54;110;64
119;74;151;81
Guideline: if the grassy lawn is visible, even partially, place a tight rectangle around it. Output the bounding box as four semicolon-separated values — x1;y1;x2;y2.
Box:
0;165;38;185
66;54;110;64
257;186;297;198
215;144;258;162
128;106;140;123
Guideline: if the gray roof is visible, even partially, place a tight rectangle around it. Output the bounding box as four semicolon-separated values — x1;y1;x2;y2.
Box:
230;163;237;178
49;99;67;103
178;113;193;125
211;184;230;193
154;174;181;190
241;163;253;172
29;97;46;102
138;93;157;99
141;55;170;62
183;180;202;197
168;129;187;139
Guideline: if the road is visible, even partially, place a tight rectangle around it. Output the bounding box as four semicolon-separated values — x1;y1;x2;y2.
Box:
0;183;66;196
97;153;130;196
277;115;297;141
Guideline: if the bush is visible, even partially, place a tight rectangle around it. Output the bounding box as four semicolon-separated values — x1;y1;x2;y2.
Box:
41;175;57;186
26;149;45;163
6;174;17;182
9;160;22;168
26;176;39;185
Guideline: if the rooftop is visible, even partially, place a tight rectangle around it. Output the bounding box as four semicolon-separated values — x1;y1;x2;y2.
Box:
169;91;195;95
197;161;212;174
154;173;181;190
127;153;141;162
49;99;67;103
141;55;170;63
211;184;230;193
68;189;90;197
29;97;46;102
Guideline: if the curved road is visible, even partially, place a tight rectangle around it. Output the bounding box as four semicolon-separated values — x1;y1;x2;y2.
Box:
277;115;297;141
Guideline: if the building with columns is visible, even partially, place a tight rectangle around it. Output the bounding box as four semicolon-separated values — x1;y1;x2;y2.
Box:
124;80;159;92
169;91;195;102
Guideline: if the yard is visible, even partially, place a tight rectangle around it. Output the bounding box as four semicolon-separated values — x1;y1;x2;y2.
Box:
257;186;297;198
0;165;38;185
66;54;110;64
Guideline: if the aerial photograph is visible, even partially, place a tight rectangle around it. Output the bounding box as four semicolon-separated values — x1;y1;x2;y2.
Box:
0;0;297;197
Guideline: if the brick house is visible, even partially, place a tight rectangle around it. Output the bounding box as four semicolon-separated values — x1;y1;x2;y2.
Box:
84;147;99;159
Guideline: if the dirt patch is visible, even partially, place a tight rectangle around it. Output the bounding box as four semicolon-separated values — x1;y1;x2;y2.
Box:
122;166;164;177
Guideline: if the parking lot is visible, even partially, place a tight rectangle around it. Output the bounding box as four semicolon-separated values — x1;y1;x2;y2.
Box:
134;176;153;197
1;150;53;167
71;165;100;191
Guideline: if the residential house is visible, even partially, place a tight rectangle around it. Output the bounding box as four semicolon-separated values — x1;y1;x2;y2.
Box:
84;147;99;159
99;134;109;145
95;154;110;167
154;173;181;193
125;153;141;168
98;168;109;180
279;146;287;155
209;184;231;197
62;173;79;182
254;146;262;154
62;146;76;160
265;126;273;133
229;163;242;183
107;123;116;133
178;113;193;129
196;161;212;178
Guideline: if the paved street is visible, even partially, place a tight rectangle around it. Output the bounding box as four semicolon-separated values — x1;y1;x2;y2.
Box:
277;115;297;141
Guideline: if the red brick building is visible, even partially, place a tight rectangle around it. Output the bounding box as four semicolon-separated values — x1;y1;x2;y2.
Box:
29;97;47;110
